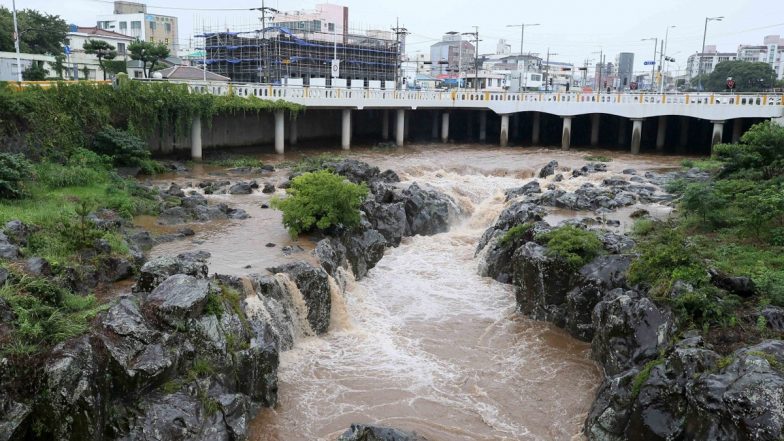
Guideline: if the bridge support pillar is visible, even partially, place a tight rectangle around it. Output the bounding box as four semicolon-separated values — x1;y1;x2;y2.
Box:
590;114;600;146
656;116;668;152
441;112;450;143
561;117;572;151
511;113;520;141
190;114;202;161
679;118;689;148
500;114;510;147
618;119;627;146
532;112;541;145
396;109;405;147
382;110;389;141
289;115;298;146
274;110;285;155
711;120;725;150
479;111;487;143
341;109;352;150
631;119;644;155
431;111;439;139
732;119;743;143
404;111;410;140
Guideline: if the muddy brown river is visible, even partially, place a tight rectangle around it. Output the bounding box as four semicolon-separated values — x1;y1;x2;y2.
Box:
145;144;686;440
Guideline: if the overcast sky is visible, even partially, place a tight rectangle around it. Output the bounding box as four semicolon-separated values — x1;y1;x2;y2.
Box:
4;0;784;76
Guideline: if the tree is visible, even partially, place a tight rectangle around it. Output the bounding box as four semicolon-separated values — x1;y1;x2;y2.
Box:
704;61;777;92
0;7;67;55
713;121;784;179
83;40;117;80
22;63;46;81
128;40;170;78
49;53;66;79
81;65;90;80
102;60;127;77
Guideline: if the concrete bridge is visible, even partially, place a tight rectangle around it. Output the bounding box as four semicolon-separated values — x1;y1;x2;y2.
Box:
172;81;784;159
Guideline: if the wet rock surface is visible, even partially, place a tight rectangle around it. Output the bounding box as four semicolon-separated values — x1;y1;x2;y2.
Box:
477;162;784;441
338;424;430;441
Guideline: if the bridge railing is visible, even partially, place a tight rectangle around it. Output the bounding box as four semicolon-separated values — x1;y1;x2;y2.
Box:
165;80;784;107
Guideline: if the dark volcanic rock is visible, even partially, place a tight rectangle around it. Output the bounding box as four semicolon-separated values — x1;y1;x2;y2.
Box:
505;180;541;200
592;288;675;376
268;262;331;335
338;424;429;441
121;391;231;441
145;274;211;325
476;201;546;253
261;182;276;194
229;181;255;195
538;160;558;178
329;159;381;184
402;183;458;236
136;253;210;292
3;220;30;246
24;257;51;276
361;200;408;246
709;269;756;297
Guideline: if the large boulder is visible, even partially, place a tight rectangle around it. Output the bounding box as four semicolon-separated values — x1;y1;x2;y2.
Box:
511;242;580;327
538;160;558;178
135;253;210;292
328;159;381;185
402;183;458;236
338;424;429;441
339;228;387;279
476;201;546;253
121;391;231;441
505;180;541;200
361;200;408;246
3;220;30;246
268;262;331;335
564;254;632;341
591;289;675;376
145;274;212;326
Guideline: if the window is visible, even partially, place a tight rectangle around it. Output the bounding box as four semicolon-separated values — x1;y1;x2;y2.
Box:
117;42;126;55
149;21;156;31
328;23;335;32
119;21;127;31
131;21;141;30
164;38;169;46
165;23;171;33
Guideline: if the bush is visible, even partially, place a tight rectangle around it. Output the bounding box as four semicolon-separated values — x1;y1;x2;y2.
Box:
714;121;784;179
0;153;33;199
92;126;151;167
35;163;107;188
680;183;727;226
271;170;368;238
499;223;533;247
535;226;604;269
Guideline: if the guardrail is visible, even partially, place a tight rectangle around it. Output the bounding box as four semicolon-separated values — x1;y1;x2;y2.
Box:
171;80;784;108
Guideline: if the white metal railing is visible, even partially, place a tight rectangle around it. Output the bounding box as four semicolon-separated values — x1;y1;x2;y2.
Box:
150;79;784;108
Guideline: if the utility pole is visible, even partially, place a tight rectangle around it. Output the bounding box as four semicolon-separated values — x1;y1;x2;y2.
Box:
506;23;540;91
251;2;279;84
545;48;557;92
699;16;724;90
12;0;22;82
641;37;657;91
660;25;675;93
392;18;409;90
462;27;480;90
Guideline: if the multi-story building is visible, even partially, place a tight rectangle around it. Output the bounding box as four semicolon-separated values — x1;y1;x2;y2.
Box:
616;52;634;90
430;32;475;77
96;1;179;53
272;3;348;42
686;45;737;79
737;35;784;79
65;25;135;80
593;61;615;90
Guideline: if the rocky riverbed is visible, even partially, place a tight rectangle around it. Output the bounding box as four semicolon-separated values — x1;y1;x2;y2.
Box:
3;144;781;441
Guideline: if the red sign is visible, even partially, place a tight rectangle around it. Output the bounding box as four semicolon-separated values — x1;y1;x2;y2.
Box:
727;79;736;90
630;82;638;90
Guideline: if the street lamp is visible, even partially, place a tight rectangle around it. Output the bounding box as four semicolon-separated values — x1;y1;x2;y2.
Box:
461;27;480;91
506;23;540;91
699;16;724;89
659;25;676;93
641;37;658;91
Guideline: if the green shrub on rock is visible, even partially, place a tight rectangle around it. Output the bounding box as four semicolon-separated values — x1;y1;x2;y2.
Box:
272;170;368;238
92;126;151;168
535;226;604;269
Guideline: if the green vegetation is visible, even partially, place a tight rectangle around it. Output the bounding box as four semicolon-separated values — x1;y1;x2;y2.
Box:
583;155;612;163
680;158;723;172
281;153;344;174
83;40;117;81
128;41;170;79
499;223;533;247
272;170;368;238
0;276;107;356
208;156;265;169
631;358;664;399
0;81;303;159
0;153;33;199
0;7;67;55
690;60;777;92
535;226;604;269
629;121;784;342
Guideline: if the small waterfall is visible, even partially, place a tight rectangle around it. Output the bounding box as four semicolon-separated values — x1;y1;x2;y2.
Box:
275;273;316;339
328;275;352;332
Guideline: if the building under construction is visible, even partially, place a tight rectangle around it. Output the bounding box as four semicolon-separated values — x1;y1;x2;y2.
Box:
197;26;400;86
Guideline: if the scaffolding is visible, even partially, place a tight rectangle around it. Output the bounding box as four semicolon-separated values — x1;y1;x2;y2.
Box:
196;24;400;86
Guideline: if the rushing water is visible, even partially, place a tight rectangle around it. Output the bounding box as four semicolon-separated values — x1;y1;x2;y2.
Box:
143;144;684;441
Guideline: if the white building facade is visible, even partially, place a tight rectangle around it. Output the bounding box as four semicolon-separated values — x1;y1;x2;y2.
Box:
686;45;738;79
96;1;179;52
737;35;784;79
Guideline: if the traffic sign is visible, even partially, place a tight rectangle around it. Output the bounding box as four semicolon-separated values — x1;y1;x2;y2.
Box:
64;45;71;55
727;78;736;90
331;59;340;78
630;81;638;90
643;60;655;66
